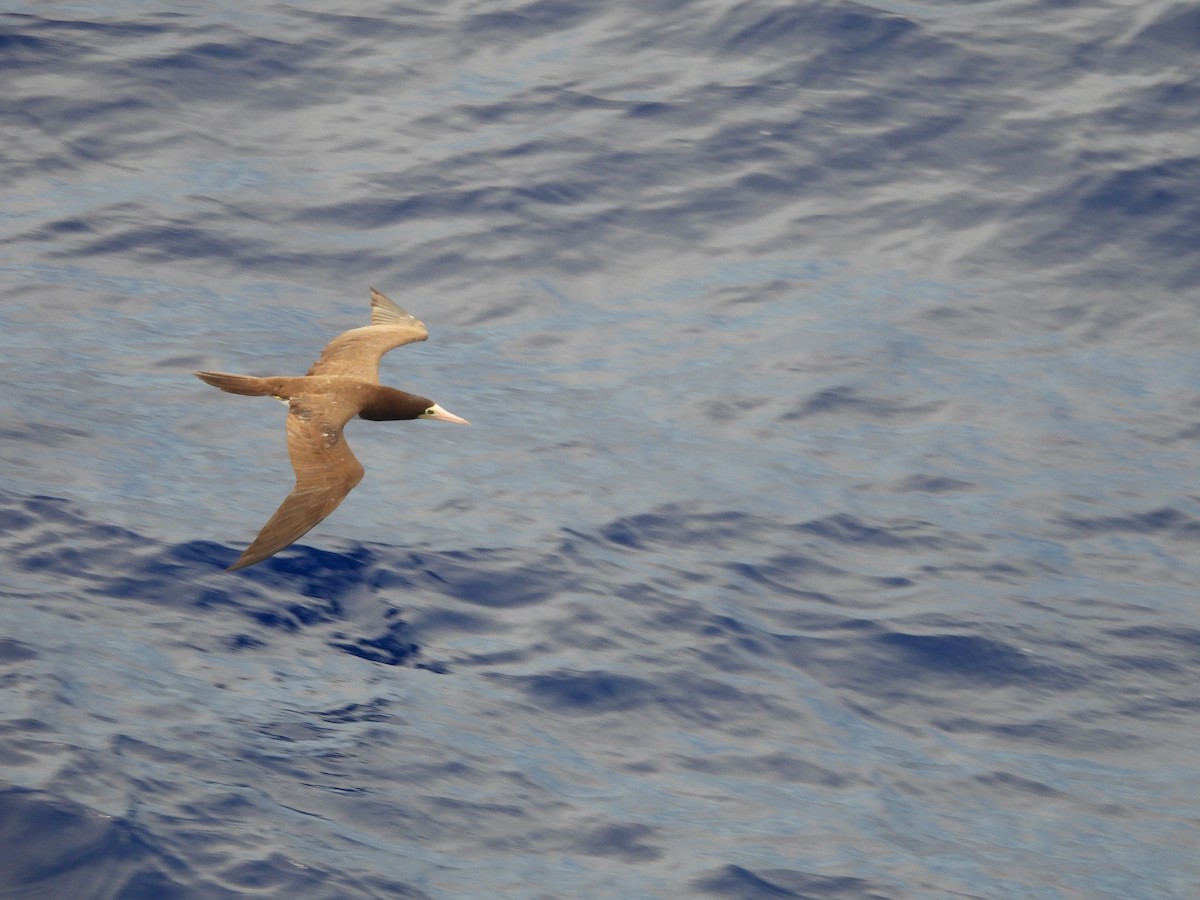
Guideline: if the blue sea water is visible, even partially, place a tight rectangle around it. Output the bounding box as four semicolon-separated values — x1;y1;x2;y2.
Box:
2;1;1199;897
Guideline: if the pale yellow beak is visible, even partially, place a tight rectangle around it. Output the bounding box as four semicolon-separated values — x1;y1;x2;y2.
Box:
423;403;470;425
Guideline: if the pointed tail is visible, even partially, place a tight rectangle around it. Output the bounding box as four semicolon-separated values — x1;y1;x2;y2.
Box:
195;371;277;397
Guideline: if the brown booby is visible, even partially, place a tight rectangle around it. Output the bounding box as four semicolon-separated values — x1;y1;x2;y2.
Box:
195;288;468;570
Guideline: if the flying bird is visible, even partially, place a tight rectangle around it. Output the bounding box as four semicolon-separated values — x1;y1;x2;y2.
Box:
195;288;468;570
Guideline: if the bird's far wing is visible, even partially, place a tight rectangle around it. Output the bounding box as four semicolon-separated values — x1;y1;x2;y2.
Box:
228;401;366;570
305;289;429;381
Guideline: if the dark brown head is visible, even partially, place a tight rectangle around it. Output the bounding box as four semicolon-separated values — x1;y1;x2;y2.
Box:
359;386;469;424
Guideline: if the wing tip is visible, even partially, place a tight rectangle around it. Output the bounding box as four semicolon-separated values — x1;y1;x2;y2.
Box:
226;547;263;570
368;287;425;329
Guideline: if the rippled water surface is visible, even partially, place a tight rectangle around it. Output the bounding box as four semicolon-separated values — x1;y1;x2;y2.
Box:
2;1;1199;897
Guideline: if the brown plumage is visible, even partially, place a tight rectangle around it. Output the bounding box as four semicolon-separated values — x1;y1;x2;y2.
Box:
195;288;468;570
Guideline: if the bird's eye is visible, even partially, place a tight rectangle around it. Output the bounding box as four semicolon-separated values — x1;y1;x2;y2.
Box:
425;408;435;415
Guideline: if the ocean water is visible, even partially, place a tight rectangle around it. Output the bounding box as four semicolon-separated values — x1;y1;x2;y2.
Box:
2;1;1199;897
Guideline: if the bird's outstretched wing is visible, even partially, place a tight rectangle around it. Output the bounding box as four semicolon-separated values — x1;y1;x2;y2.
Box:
228;399;365;570
305;288;429;382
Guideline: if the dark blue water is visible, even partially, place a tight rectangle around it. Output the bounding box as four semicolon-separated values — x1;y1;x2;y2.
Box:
2;2;1199;897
